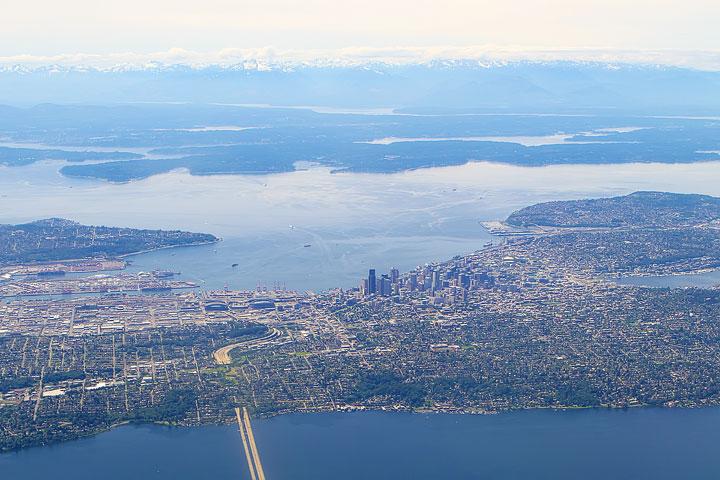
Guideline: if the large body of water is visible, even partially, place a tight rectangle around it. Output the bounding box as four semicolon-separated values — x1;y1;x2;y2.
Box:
3;137;720;472
3;408;720;479
3;157;720;291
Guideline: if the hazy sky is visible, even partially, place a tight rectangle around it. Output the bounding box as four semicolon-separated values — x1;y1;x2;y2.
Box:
3;0;720;62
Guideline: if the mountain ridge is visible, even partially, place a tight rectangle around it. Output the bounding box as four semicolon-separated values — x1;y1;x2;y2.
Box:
0;59;695;74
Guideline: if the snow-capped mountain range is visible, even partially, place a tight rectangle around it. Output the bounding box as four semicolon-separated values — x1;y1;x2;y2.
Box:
0;58;706;75
1;54;719;111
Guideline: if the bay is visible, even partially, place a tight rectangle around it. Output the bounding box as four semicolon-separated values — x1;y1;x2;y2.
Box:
3;159;720;291
2;146;720;475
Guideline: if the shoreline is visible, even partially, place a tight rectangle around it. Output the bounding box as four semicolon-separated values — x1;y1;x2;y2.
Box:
2;401;714;454
116;238;222;258
609;266;720;280
0;238;222;270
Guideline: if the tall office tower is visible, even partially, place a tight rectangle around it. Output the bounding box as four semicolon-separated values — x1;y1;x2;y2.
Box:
408;273;418;291
424;274;433;291
380;276;392;296
432;270;441;290
368;269;377;294
362;278;370;295
390;267;399;284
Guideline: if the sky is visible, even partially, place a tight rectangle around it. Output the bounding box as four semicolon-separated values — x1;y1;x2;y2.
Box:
3;0;720;68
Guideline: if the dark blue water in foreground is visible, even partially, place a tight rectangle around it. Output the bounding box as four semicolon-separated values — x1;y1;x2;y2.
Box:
3;408;720;479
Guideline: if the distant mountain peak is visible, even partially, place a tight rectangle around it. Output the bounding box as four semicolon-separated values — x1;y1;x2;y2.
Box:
0;58;682;75
0;59;717;109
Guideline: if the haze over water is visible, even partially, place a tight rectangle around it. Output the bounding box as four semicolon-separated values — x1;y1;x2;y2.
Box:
2;129;720;476
5;0;720;474
2;159;720;291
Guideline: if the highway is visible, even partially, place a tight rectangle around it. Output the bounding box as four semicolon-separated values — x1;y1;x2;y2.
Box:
213;328;282;365
235;408;257;480
235;407;267;480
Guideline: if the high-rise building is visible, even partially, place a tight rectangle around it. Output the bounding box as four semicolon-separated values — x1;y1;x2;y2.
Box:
380;276;392;296
432;271;441;291
390;267;399;284
408;273;418;291
424;274;433;291
368;269;377;295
